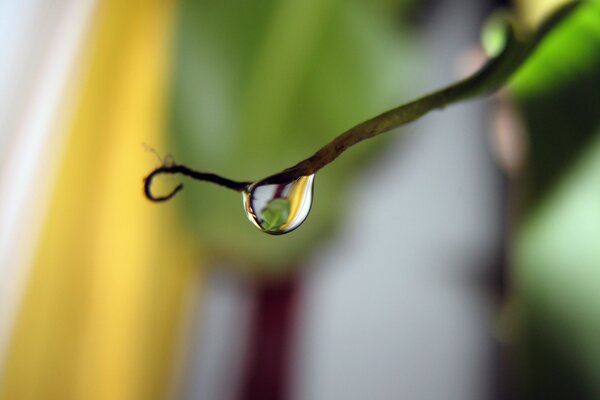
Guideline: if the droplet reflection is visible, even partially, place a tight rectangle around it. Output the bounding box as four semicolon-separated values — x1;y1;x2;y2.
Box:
243;175;315;235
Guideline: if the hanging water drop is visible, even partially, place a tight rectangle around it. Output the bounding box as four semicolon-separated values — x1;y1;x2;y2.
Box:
242;175;315;235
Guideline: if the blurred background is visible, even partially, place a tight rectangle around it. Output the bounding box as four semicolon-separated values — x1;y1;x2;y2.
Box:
0;0;599;399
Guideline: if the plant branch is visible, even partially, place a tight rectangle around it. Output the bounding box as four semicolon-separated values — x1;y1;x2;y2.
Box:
144;1;580;199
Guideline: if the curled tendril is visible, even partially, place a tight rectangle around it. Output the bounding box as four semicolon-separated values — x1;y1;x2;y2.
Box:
144;164;250;202
143;1;580;202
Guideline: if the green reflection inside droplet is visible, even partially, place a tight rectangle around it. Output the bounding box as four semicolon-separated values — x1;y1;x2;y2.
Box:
260;198;291;232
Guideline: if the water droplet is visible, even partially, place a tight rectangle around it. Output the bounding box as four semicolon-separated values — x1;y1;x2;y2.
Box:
242;175;315;235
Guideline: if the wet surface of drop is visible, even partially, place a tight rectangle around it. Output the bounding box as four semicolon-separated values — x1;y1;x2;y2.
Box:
243;175;315;235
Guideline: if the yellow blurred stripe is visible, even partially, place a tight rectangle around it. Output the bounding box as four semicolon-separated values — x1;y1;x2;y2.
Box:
1;0;200;399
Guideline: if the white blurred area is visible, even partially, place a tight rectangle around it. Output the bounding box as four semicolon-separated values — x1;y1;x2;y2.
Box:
0;0;95;369
186;0;505;399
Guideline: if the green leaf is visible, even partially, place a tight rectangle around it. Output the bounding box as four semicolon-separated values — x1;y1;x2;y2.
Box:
168;0;417;270
508;2;600;398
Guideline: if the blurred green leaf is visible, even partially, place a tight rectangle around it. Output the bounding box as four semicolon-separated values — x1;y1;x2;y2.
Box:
164;0;584;272
168;0;417;270
509;2;600;398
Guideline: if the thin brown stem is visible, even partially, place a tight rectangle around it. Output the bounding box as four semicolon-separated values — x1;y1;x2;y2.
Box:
143;1;580;201
144;164;250;202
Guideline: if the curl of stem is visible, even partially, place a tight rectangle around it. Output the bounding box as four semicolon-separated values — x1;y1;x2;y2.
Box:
144;164;250;202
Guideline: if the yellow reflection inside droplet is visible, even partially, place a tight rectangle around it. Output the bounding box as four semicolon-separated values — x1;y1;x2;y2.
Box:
280;175;312;231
